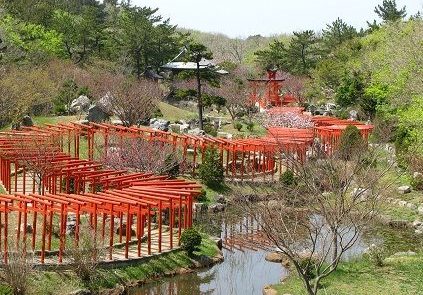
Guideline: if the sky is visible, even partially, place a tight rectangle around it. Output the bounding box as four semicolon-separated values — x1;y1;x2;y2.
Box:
133;0;422;38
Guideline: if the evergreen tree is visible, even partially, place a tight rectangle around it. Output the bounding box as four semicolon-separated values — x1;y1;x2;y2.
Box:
285;30;320;76
322;18;357;51
375;0;406;22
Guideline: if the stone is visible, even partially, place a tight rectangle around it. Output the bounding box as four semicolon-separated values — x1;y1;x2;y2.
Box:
180;123;190;133
397;200;408;207
169;123;181;133
398;186;412;194
352;187;370;200
188;128;205;136
70;95;91;113
150;118;170;131
217;132;233;139
22;115;34;127
265;252;284;263
69;289;90;295
86;105;110;123
412;220;422;227
262;285;278;295
415;229;423;235
111;119;123;126
418;206;423;215
209;203;225;213
406;203;418;210
216;195;227;204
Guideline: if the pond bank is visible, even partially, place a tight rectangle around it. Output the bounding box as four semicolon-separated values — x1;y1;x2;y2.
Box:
0;235;223;295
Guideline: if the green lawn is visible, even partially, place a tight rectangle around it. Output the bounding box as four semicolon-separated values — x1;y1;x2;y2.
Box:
159;102;197;122
274;253;423;295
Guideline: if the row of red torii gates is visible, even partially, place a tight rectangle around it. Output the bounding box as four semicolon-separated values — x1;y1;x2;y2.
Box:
0;111;373;265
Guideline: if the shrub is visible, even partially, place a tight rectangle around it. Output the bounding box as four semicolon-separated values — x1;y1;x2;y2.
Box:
337;125;365;160
246;121;254;132
364;244;385;267
204;124;218;137
197;189;208;203
198;147;224;187
180;228;202;255
280;170;296;186
234;121;243;131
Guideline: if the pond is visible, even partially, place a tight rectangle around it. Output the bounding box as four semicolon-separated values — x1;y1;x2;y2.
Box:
129;211;421;295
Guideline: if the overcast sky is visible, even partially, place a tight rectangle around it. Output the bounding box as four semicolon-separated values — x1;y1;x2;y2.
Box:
133;0;422;38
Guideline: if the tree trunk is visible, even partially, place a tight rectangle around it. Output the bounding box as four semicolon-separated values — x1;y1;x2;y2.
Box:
196;62;203;130
331;228;338;270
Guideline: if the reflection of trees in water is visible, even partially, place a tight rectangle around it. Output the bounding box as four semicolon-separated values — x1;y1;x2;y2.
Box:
132;271;215;295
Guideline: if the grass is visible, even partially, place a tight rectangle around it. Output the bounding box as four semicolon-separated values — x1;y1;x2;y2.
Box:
159;102;197;122
0;234;219;295
273;252;423;295
0;115;80;131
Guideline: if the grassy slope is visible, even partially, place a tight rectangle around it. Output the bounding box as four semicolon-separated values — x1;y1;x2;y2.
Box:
274;253;423;295
0;235;219;295
159;102;197;122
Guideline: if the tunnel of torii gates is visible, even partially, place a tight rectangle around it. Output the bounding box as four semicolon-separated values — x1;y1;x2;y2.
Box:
0;109;373;265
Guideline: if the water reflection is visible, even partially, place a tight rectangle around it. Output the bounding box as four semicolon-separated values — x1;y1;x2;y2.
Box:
130;248;288;295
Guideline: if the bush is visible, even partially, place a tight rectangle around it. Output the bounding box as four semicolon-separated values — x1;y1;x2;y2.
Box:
234;121;243;131
197;189;208;202
364;244;385;267
204;124;218;137
246;121;254;132
180;228;202;255
198;147;224;187
337;125;365;160
280;170;296;186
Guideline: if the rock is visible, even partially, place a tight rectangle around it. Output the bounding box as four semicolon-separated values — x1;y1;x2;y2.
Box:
150;118;170;131
70;95;90;113
406;203;418;210
393;250;417;257
169;123;181;133
216;195;227;204
217;132;233;139
412;220;422;227
398;186;412;194
21;115;34;127
265;252;285;263
188;128;205;136
86;105;110;123
111;119;123;126
415;229;423;235
180;123;190;133
262;285;279;295
397;200;408;207
209;203;225;213
418;206;423;215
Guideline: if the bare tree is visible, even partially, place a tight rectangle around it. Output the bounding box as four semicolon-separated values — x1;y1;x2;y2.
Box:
79;72;162;127
1;243;34;295
101;137;181;177
66;221;105;292
240;141;394;295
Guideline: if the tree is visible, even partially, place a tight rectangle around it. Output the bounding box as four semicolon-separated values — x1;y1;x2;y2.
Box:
254;40;287;70
182;42;217;130
322;18;357;51
212;66;250;123
198;147;224;188
116;5;181;79
241;143;393;295
81;72;161;127
375;0;407;22
286;30;320;76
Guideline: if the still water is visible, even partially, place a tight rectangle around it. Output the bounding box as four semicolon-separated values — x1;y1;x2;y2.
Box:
129;248;288;295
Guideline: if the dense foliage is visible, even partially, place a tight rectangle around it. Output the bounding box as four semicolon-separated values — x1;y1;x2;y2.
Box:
198;147;225;188
180;228;202;255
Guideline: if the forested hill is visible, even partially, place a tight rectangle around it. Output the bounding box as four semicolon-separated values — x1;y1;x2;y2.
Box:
178;28;290;64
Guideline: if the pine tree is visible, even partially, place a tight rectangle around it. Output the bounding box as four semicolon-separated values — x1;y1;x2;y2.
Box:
375;0;406;22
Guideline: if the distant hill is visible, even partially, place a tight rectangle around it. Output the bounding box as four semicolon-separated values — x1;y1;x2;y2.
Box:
178;28;291;65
